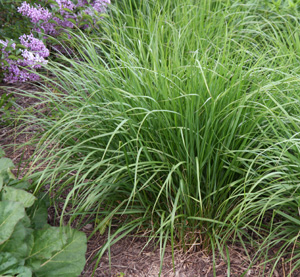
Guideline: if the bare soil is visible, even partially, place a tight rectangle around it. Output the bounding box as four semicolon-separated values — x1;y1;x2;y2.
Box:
0;82;298;277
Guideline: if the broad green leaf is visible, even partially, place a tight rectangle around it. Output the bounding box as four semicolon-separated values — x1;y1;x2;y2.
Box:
0;252;32;276
0;176;3;191
1;59;9;66
27;196;49;229
10;266;32;277
0;201;25;244
47;0;59;6
2;187;36;208
62;8;73;13
0;252;19;273
29;227;87;277
0;218;33;259
7;54;19;60
55;14;64;21
0;157;14;173
48;19;59;25
15;43;27;49
7;179;30;190
4;46;14;52
7;39;14;47
0;157;15;185
27;227;65;264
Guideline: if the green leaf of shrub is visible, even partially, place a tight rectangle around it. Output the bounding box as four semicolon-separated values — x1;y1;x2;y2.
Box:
48;19;59;25
27;196;49;229
7;179;30;190
0;201;25;244
2;187;36;208
0;218;33;259
7;54;19;60
4;46;14;52
0;157;15;184
0;157;14;173
55;14;64;21
15;43;27;49
0;252;32;277
47;0;59;6
62;8;73;13
1;59;9;66
28;227;87;276
0;252;19;272
27;227;64;267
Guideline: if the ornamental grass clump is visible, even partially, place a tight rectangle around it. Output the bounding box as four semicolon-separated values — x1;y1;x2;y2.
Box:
21;0;300;274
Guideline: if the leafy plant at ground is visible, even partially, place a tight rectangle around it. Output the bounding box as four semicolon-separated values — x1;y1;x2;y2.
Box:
18;0;300;275
0;148;87;276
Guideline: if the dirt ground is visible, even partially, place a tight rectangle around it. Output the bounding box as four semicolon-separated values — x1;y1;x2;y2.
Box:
0;83;297;277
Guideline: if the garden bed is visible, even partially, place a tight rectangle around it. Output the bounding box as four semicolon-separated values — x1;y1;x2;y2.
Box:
2;0;300;276
0;84;295;277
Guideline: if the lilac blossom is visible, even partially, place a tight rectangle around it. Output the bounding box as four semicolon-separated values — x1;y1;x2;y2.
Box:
54;0;77;26
0;36;49;83
18;0;111;37
55;0;76;10
19;34;50;57
17;2;52;24
1;0;111;83
76;0;88;7
81;0;110;18
0;39;16;53
92;0;111;13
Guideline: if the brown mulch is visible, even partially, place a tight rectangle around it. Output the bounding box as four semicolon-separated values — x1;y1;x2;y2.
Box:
0;82;298;277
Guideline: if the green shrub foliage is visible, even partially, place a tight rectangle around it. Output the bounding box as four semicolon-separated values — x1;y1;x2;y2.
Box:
0;0;36;41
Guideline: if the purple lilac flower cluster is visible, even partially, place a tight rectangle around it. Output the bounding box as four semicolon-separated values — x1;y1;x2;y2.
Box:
80;0;111;16
1;0;110;83
18;0;111;36
17;2;52;24
0;34;49;83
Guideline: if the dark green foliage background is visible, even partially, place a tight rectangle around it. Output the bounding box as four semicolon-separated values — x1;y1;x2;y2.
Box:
0;0;40;41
